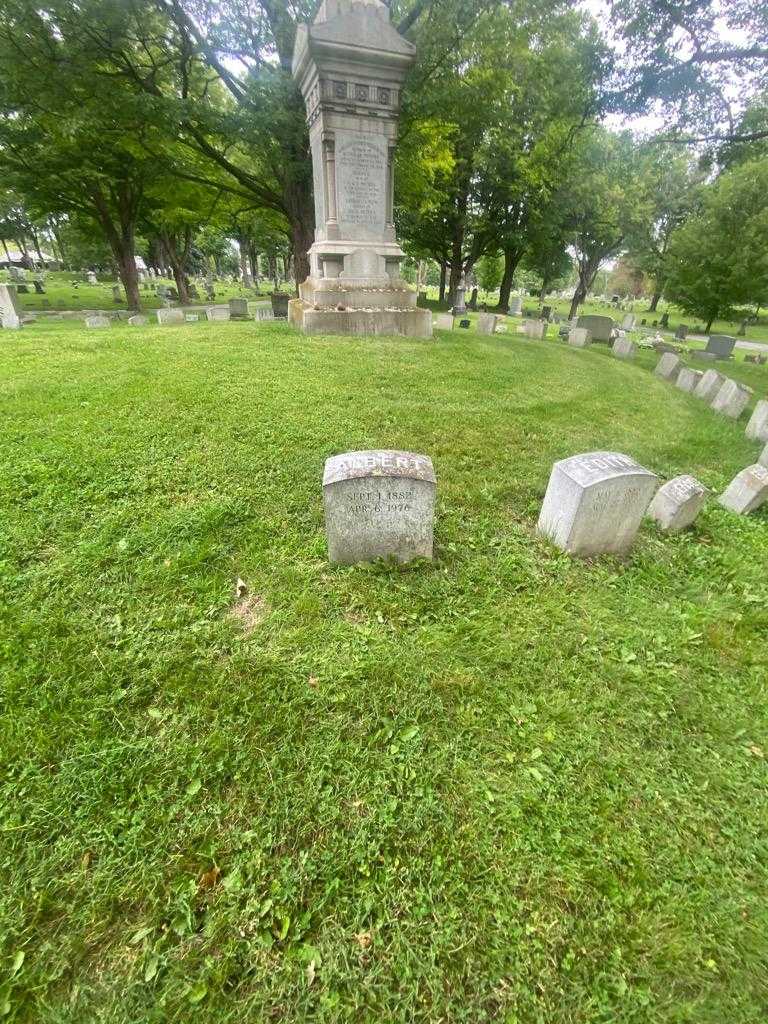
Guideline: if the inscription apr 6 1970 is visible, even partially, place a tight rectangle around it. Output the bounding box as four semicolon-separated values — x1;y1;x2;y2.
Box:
323;450;436;564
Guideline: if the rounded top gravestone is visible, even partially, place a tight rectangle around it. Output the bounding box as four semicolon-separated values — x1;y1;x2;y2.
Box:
323;450;436;564
537;451;658;557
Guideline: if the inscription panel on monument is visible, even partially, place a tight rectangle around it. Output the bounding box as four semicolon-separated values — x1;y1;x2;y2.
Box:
335;131;387;239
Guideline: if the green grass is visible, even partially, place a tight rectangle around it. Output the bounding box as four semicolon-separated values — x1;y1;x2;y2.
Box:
1;270;279;313
1;321;767;1023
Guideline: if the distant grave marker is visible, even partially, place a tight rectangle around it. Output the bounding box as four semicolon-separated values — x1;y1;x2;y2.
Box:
648;474;708;532
675;368;704;393
156;308;185;325
568;328;591;348
718;464;768;514
745;399;768;442
693;369;725;401
612;336;636;359
85;315;110;328
711;379;752;419
654;352;681;381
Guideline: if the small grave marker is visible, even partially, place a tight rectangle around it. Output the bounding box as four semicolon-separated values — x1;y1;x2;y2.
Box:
612;336;636;359
323;450;436;565
537;451;658;557
675;368;704;393
523;319;546;340
127;315;147;326
718;464;768;514
0;284;23;329
434;314;454;330
654;352;681;381
85;315;110;328
648;474;708;531
156;308;185;325
477;313;498;335
693;369;725;401
711;379;752;419
745;399;768;442
568;328;591;348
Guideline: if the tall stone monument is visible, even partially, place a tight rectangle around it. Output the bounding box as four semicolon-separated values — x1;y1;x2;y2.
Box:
289;0;431;338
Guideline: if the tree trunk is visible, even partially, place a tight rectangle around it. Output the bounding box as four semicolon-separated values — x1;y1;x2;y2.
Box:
1;237;10;262
160;231;191;304
568;280;588;320
439;261;447;303
648;289;662;312
497;248;523;312
248;245;260;286
705;316;714;332
238;234;251;284
90;185;141;310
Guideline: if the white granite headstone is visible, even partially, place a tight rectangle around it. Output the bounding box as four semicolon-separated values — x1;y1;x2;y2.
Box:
523;319;546;340
568;328;591;348
85;315;110;328
206;306;230;321
229;298;249;317
693;369;725;401
537;451;658;557
711;379;752;419
323;450;436;564
654;352;681;380
745;399;768;442
0;284;23;329
509;297;522;315
434;314;454;330
718;464;768;514
127;315;147;326
675;368;704;393
156;308;185;325
647;474;708;531
612;336;636;359
477;313;498;336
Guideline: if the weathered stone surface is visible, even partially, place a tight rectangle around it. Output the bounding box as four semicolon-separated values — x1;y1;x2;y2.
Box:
704;334;736;360
434;314;454;330
509;297;522;315
655;352;681;380
255;307;275;321
576;314;614;343
323;450;436;564
745;399;768;442
693;368;725;401
612;336;636;359
675;368;704;393
206;306;230;321
711;378;753;419
759;443;768;468
477;313;498;335
648;474;708;531
290;0;430;337
568;327;591;348
718;464;768;514
523;319;546;340
228;298;249;318
85;315;110;328
127;315;147;326
537;451;658;557
620;313;636;330
0;284;23;329
156;308;185;325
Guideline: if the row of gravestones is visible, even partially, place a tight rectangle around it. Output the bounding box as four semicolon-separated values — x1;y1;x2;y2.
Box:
84;299;275;328
322;443;768;567
654;353;768;505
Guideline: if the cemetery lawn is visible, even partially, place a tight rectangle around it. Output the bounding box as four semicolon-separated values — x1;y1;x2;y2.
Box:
2;320;768;1024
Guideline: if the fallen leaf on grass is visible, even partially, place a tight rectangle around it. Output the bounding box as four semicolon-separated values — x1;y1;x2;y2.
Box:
230;589;269;633
354;932;372;949
306;959;316;986
308;675;319;688
198;865;221;891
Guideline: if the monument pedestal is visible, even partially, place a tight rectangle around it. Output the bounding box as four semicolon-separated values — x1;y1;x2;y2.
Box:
291;0;431;339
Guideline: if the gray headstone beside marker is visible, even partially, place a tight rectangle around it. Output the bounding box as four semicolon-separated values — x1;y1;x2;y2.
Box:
675;368;704;393
156;308;185;325
537;451;658;557
576;314;614;342
434;314;454;330
693;369;725;401
718;464;768;514
229;298;249;318
568;327;591;348
647;474;708;531
477;313;498;335
0;284;23;329
523;319;546;340
85;315;110;328
655;352;681;380
612;336;636;359
745;399;768;442
323;450;436;564
127;314;147;326
711;378;752;419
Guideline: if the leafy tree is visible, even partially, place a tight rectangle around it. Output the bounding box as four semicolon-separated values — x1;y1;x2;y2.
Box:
665;159;768;331
476;253;503;294
606;0;768;144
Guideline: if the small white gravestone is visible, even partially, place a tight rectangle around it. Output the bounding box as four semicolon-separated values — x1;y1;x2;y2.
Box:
711;378;753;419
693;368;725;401
759;443;768;468
537;451;658;557
86;271;98;285
127;314;147;326
647;474;708;532
323;450;436;565
718;464;768;514
206;306;230;321
156;308;185;325
434;314;454;330
612;336;636;359
654;352;681;380
675;368;704;393
621;313;636;330
477;313;498;335
745;399;768;442
568;328;591;348
523;319;546;340
85;315;110;328
509;297;522;315
0;284;23;329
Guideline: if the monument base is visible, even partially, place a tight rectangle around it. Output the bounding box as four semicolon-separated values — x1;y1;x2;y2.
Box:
289;274;432;337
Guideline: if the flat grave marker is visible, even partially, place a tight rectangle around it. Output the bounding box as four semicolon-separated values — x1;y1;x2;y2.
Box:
85;315;110;328
156;308;185;325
